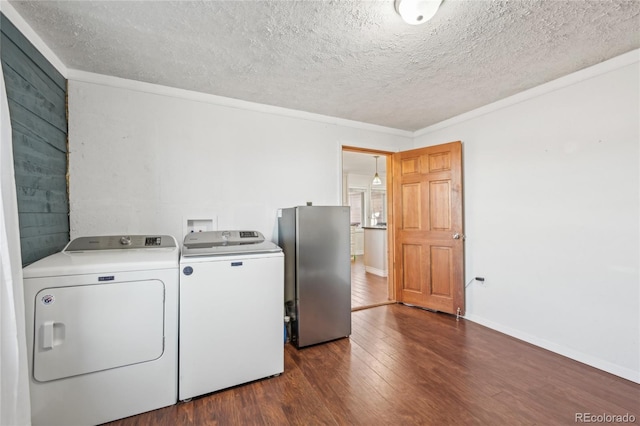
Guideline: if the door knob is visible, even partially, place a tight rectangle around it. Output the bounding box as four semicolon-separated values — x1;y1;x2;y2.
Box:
453;233;465;240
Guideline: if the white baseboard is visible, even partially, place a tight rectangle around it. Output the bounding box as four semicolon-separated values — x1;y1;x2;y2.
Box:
463;313;640;384
364;266;388;277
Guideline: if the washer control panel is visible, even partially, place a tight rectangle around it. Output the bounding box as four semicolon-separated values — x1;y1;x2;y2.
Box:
183;230;265;249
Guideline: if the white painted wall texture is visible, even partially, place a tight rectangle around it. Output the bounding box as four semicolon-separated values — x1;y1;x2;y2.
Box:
67;79;412;243
413;58;640;382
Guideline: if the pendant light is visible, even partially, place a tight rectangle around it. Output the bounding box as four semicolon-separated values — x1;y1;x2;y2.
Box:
372;156;382;186
395;0;443;25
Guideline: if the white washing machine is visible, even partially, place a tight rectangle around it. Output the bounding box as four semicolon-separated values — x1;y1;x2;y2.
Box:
22;235;179;426
179;230;284;401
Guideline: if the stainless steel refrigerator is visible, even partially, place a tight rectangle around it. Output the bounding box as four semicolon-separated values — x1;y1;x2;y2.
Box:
278;206;351;348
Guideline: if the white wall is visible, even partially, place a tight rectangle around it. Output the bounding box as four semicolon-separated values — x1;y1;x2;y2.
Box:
68;77;412;243
66;49;639;383
413;53;640;382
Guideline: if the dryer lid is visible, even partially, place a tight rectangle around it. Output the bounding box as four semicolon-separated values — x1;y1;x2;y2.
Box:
23;235;179;278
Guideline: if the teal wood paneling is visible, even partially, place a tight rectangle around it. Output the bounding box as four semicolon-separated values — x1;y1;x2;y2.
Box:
21;233;70;266
12;115;66;158
3;55;66;131
1;13;69;266
0;14;65;90
19;213;69;238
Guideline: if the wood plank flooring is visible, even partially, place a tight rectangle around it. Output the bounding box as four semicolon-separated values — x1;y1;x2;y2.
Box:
351;255;390;309
104;304;639;426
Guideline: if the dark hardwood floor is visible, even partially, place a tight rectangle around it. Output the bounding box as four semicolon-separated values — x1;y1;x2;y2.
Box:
105;304;639;426
351;255;390;310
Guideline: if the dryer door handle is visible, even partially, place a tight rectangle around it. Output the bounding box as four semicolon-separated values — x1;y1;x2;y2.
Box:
42;321;64;350
42;321;55;349
42;321;65;350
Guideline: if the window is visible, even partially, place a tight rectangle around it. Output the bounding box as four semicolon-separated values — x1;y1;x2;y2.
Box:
349;190;365;226
371;189;387;225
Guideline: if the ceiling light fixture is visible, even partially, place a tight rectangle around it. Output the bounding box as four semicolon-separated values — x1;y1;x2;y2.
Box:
394;0;443;25
372;156;382;186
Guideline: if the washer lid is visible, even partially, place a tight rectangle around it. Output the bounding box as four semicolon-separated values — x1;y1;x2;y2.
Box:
182;230;281;257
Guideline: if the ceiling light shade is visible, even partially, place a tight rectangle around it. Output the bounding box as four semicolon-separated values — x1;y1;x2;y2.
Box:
372;156;382;185
395;0;443;25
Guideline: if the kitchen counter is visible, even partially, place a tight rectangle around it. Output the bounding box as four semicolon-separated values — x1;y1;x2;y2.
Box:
363;227;388;277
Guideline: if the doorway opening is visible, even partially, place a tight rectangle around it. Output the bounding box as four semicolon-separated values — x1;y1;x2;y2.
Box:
342;146;395;311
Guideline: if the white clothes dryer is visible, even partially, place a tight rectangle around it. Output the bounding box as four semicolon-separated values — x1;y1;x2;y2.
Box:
22;235;179;426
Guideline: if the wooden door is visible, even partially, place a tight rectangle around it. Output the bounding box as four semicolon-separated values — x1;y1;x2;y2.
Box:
392;141;464;315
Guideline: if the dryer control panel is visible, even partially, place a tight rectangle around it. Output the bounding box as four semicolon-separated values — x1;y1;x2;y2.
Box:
64;235;176;252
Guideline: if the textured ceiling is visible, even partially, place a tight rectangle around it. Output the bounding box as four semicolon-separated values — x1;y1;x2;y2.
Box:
6;0;640;131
